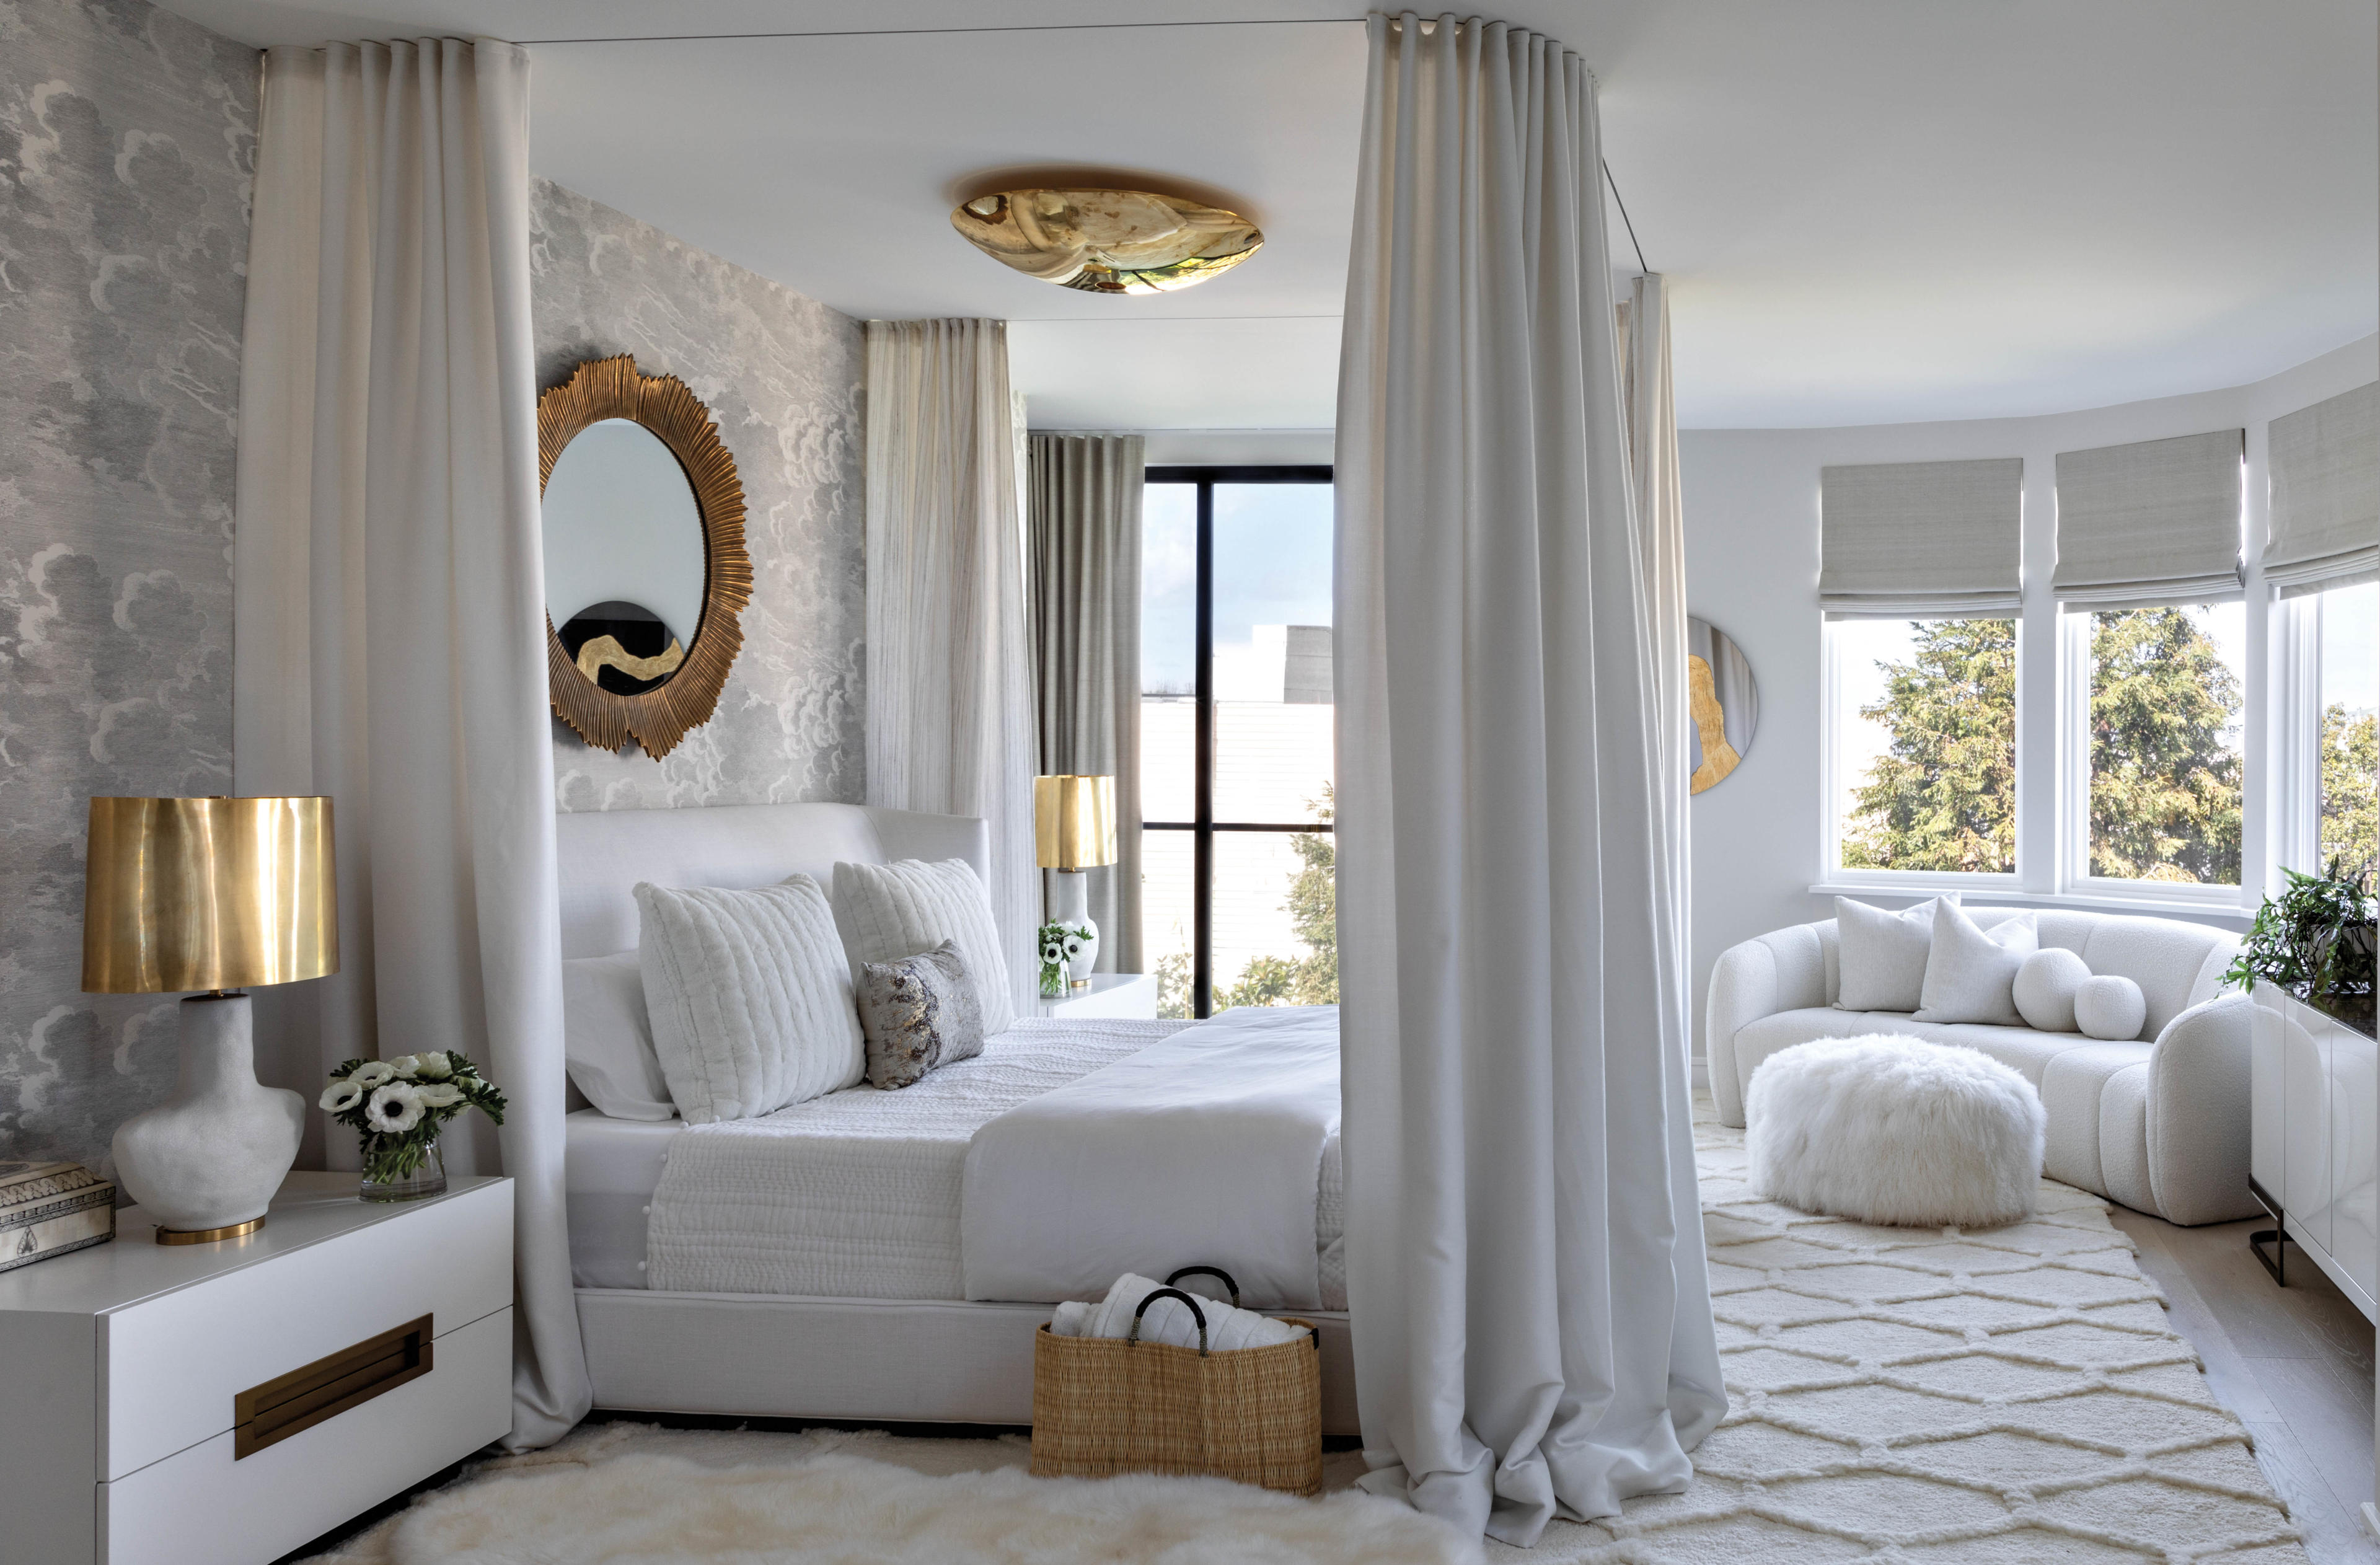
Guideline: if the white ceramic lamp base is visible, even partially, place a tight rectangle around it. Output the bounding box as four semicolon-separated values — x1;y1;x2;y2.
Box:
111;993;304;1240
1047;870;1100;987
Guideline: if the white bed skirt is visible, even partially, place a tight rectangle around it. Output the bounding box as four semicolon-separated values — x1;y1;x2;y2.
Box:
575;1288;1359;1435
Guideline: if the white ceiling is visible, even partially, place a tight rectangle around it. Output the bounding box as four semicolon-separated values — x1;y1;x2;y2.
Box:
159;0;2378;430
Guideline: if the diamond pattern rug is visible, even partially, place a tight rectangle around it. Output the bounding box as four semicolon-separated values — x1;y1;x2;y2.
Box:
1512;1101;2306;1563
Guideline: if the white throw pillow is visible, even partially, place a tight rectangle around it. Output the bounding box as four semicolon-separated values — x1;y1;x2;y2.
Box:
2012;948;2091;1034
832;858;1015;1036
1834;894;1960;1013
1913;902;2037;1026
2074;974;2149;1041
635;875;865;1125
562;951;676;1121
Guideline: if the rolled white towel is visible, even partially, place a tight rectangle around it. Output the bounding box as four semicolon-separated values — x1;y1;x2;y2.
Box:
1078;1273;1307;1352
1048;1300;1095;1338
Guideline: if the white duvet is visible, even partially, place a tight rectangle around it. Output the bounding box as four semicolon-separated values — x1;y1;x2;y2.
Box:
644;1015;1346;1305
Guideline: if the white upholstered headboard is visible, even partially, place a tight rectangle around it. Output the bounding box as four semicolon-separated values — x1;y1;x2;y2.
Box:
553;801;989;959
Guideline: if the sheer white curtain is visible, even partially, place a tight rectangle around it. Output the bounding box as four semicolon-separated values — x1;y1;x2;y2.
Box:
864;320;1040;1012
231;40;589;1447
1335;15;1725;1545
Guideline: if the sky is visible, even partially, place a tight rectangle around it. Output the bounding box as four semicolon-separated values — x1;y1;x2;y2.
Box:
1142;481;1333;695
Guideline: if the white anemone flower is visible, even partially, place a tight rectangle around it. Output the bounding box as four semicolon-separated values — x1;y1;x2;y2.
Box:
350;1060;398;1089
320;1079;364;1113
410;1050;457;1080
1061;932;1085;959
387;1054;423;1079
1041;940;1065;965
365;1083;426;1134
415;1082;465;1109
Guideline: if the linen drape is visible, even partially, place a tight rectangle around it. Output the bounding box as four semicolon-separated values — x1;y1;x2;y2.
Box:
1334;14;1726;1545
231;39;589;1448
1028;433;1146;973
864;320;1041;1014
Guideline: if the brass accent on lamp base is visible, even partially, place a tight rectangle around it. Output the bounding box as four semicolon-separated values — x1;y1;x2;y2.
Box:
156;1214;265;1245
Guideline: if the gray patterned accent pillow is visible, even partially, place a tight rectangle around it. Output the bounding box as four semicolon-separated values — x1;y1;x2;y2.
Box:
854;939;985;1090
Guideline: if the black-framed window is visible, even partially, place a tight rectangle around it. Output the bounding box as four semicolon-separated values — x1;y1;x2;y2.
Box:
1142;466;1335;1019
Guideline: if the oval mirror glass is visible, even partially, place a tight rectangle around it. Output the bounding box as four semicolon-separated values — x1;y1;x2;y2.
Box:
1687;616;1758;795
541;417;707;695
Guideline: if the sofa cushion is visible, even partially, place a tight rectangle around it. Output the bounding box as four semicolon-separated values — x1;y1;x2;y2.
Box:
2040;1041;2154;1192
1732;1008;2107;1091
1915;902;2037;1026
1834;897;1956;1012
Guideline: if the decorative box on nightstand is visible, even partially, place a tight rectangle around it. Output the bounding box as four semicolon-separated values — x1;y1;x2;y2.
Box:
1035;972;1159;1019
0;1171;513;1565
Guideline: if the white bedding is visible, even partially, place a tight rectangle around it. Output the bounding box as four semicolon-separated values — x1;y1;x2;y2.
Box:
632;1016;1346;1305
963;1005;1341;1310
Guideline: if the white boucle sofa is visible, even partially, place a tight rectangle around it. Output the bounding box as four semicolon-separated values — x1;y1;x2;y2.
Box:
1706;907;2254;1225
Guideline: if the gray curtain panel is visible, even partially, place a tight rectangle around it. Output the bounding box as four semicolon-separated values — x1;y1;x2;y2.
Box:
2053;429;2245;605
2266;381;2379;596
1028;433;1145;973
1819;457;2024;616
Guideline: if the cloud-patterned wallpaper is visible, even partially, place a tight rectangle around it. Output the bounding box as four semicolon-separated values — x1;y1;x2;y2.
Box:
531;180;868;813
0;0;255;1176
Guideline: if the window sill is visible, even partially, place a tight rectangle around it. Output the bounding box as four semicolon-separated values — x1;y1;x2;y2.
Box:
1807;881;2254;927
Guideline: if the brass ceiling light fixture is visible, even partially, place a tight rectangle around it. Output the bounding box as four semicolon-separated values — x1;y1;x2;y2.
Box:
950;188;1263;294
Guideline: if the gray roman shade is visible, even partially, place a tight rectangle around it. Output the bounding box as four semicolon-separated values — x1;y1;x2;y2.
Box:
2052;430;2243;605
1819;457;2023;617
2265;382;2378;596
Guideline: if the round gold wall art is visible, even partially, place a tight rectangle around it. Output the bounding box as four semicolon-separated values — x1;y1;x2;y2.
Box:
950;188;1263;294
538;355;750;760
1688;617;1759;795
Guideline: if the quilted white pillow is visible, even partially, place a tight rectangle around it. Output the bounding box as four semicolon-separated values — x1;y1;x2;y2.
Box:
832;858;1016;1036
635;875;865;1125
1913;901;2037;1026
1834;894;1960;1013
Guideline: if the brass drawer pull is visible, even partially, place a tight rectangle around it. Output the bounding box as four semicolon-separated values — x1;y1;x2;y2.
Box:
233;1314;434;1459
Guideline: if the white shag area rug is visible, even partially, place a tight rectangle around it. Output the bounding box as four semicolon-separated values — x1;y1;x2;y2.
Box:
306;1424;1468;1565
307;1096;2302;1565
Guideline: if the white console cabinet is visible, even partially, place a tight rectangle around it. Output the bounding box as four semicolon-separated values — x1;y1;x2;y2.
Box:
2250;980;2378;1321
0;1172;513;1564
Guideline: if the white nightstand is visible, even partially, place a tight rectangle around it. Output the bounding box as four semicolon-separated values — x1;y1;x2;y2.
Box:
1035;972;1160;1018
0;1171;513;1565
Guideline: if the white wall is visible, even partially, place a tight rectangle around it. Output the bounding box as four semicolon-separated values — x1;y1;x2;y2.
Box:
1682;332;2379;1057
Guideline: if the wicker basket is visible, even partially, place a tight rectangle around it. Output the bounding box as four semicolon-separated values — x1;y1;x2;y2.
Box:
1029;1266;1323;1495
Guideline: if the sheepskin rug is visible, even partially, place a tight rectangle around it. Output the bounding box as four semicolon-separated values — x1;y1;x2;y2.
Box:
1744;1035;2046;1227
329;1429;1471;1565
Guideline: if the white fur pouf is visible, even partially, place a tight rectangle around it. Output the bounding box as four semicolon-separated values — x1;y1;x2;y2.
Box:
1743;1036;2046;1227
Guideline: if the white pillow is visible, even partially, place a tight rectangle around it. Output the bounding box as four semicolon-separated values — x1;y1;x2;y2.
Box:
831;858;1015;1036
1834;894;1960;1013
635;875;865;1124
562;951;676;1121
2012;948;2090;1033
2075;975;2148;1041
1914;902;2037;1026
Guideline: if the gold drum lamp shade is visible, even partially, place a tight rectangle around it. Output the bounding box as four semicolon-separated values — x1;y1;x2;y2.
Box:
82;796;337;994
951;190;1263;294
1035;775;1118;871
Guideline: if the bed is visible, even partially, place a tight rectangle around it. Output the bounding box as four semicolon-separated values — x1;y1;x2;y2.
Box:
557;801;1357;1432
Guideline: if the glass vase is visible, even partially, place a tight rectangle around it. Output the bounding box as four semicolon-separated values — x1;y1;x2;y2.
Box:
360;1142;446;1202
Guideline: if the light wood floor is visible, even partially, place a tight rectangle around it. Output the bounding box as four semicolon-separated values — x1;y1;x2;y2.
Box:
2111;1208;2378;1563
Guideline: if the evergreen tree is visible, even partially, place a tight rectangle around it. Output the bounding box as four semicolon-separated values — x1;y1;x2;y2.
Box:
2321;702;2378;872
2085;608;2242;884
1840;619;2018;873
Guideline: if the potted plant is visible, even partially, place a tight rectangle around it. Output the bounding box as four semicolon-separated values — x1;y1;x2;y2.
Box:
320;1050;507;1201
2229;856;2376;1033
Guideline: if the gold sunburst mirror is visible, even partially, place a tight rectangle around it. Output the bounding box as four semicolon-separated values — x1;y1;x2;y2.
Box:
539;355;751;760
951;188;1263;294
1688;617;1759;795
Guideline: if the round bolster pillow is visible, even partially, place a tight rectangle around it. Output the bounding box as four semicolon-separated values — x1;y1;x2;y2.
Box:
2074;974;2148;1041
2012;948;2089;1033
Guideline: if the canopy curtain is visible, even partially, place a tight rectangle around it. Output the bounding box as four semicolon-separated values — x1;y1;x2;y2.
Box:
1334;13;1726;1544
1028;433;1147;972
865;320;1041;1013
229;39;589;1448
